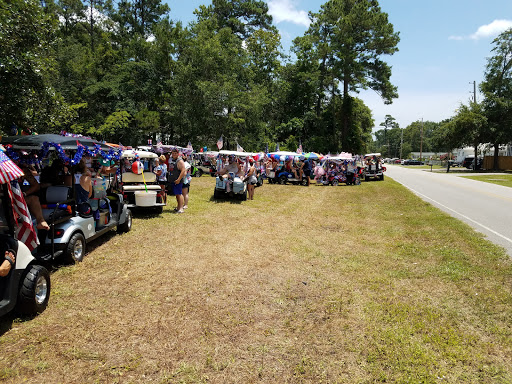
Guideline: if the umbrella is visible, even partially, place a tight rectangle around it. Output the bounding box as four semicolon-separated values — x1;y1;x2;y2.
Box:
0;149;24;184
304;152;323;160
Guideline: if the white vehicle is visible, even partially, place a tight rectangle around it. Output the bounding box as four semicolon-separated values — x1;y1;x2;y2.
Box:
3;134;133;265
120;150;166;213
364;153;385;181
213;150;248;200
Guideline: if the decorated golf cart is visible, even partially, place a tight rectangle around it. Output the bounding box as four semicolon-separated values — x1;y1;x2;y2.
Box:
119;150;166;213
2;134;132;264
363;153;385;181
213;150;251;200
0;149;51;317
266;152;313;186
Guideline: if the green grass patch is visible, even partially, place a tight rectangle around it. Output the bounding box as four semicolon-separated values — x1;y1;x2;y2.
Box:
0;176;511;383
462;174;512;188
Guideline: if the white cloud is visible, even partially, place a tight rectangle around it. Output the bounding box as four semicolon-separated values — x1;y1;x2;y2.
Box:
268;0;310;27
449;19;512;41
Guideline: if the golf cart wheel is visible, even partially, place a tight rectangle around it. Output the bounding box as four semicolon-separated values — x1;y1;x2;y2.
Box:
331;179;339;186
240;190;247;201
118;209;132;233
213;189;223;199
64;232;86;264
16;265;51;315
196;169;203;177
379;174;384;181
301;178;308;186
154;206;164;214
279;176;287;185
365;175;370;182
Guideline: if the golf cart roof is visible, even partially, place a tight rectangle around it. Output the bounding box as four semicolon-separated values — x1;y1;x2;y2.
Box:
365;153;382;158
1;134;112;151
121;150;158;159
219;150;251;157
268;151;302;157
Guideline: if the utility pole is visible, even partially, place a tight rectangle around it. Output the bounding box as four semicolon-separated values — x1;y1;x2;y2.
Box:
399;128;403;160
420;118;423;162
470;81;477;103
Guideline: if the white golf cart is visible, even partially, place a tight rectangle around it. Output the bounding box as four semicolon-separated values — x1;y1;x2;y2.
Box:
0;152;51;317
363;152;385;181
213;150;248;200
3;134;133;264
119;150;166;213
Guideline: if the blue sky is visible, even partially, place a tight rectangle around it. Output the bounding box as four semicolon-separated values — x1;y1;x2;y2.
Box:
166;0;512;131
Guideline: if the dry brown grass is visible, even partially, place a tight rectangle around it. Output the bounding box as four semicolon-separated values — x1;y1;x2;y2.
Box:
0;176;511;383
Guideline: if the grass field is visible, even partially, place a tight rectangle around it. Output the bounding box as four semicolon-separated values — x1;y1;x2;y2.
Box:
462;174;512;188
1;176;511;383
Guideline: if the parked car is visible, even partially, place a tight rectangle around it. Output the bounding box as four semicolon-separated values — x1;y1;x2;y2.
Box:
463;156;482;169
402;159;424;165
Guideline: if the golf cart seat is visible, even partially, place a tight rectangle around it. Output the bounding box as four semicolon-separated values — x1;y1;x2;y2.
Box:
41;186;74;223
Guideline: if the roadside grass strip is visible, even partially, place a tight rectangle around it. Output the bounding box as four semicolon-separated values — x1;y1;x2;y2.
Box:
462;174;512;188
0;177;511;383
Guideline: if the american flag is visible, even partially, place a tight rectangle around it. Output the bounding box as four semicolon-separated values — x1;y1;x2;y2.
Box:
297;143;303;154
0;150;24;184
217;136;223;150
237;143;244;152
8;180;39;251
187;141;193;151
275;143;280;151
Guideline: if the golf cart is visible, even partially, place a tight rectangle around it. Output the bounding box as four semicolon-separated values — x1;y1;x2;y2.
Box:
0;151;50;317
213;150;248;200
363;153;385;181
3;134;133;264
119;150;166;213
267;152;308;186
192;152;218;177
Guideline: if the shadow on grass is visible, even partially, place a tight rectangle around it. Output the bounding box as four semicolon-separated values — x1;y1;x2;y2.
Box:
209;196;243;204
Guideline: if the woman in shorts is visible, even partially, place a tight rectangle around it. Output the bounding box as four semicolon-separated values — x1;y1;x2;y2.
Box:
182;155;192;209
245;158;257;200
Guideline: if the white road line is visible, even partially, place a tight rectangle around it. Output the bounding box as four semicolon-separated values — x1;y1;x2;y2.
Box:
406;186;512;245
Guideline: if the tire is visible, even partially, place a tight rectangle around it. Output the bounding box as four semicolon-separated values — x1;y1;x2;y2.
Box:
64;232;86;264
301;178;308;186
365;176;369;182
213;188;223;199
196;169;203;177
379;174;384;181
16;265;51;315
279;176;287;185
239;190;247;201
332;179;339;186
117;209;132;233
154;206;163;214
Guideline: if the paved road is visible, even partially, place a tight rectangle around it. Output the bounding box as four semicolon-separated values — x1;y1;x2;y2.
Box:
385;165;512;256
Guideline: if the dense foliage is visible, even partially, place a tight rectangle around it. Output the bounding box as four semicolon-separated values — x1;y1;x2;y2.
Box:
0;0;400;153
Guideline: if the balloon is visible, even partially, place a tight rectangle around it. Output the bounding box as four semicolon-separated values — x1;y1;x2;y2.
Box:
131;160;143;174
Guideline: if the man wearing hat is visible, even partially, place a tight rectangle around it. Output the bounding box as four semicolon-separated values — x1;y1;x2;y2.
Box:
168;148;187;213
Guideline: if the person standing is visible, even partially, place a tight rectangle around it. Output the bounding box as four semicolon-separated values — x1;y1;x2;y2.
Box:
245;158;257;200
168;149;186;213
182;155;192;209
154;155;168;204
302;157;311;186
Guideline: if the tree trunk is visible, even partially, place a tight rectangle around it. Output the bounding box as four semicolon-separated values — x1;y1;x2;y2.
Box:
342;73;350;151
493;142;499;170
474;143;478;171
